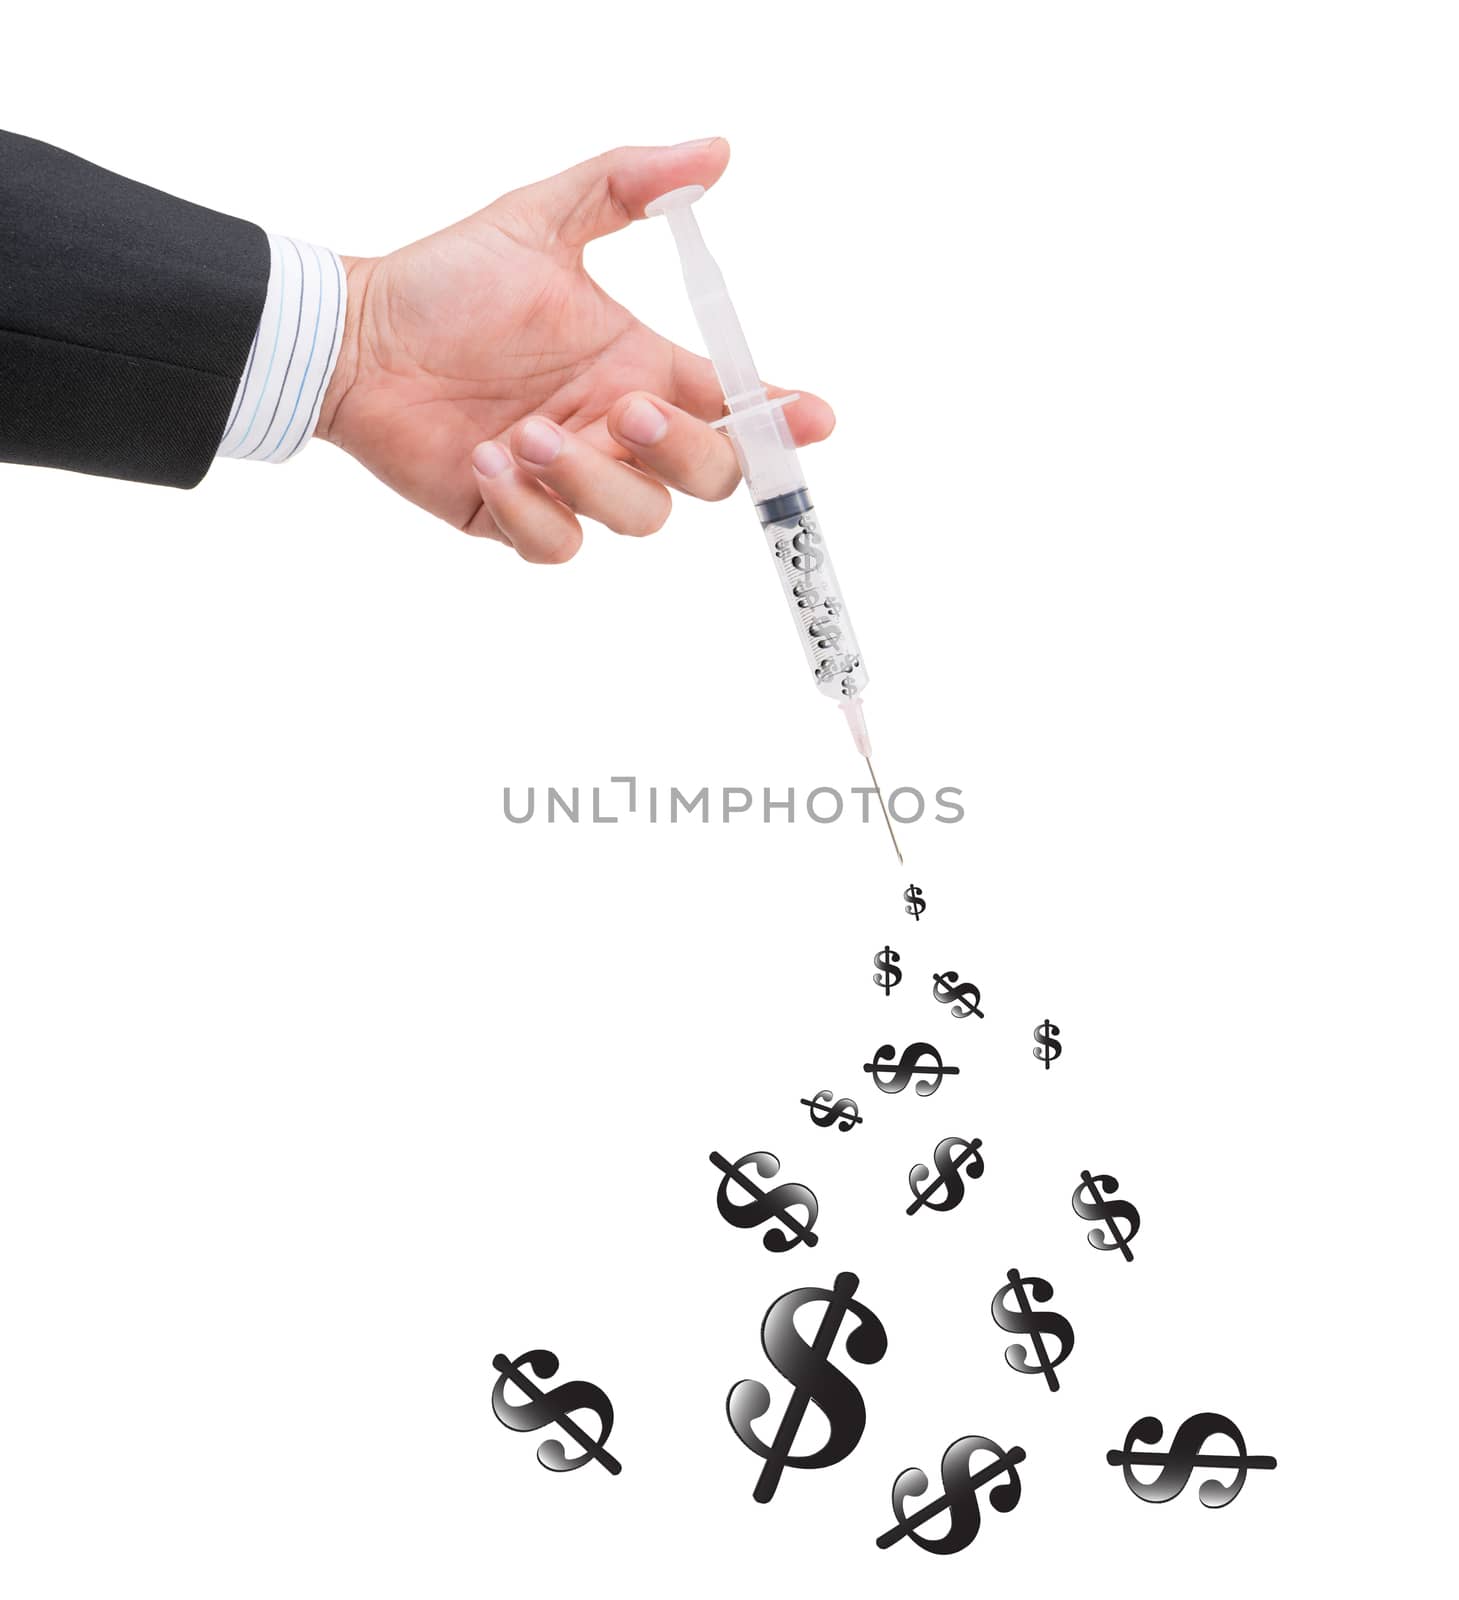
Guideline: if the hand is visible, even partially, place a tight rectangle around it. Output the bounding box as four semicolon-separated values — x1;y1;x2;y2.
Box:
318;139;834;562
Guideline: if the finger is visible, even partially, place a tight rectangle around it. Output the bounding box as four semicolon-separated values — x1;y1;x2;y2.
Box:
509;417;671;538
492;139;731;255
575;383;835;459
666;348;838;446
604;389;838;502
606;393;740;501
470;442;583;564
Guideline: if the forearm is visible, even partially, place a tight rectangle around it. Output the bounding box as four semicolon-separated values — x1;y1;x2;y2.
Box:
0;130;268;487
0;130;348;488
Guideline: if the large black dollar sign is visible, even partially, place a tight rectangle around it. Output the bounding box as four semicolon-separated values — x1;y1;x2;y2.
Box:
709;1150;819;1250
490;1350;622;1475
1072;1169;1140;1261
931;971;983;1018
863;1042;958;1096
1033;1019;1062;1066
1106;1414;1277;1508
903;884;926;920
875;1435;1026;1554
990;1268;1075;1393
906;1136;984;1215
873;946;903;994
727;1270;888;1503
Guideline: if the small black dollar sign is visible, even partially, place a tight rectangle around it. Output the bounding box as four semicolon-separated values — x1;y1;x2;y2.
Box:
1033;1019;1062;1066
873;946;903;994
875;1435;1026;1554
1106;1414;1277;1508
903;884;926;920
990;1268;1075;1393
490;1350;621;1475
906;1136;984;1215
931;971;983;1018
800;1091;863;1131
863;1043;958;1096
727;1270;888;1503
709;1150;819;1251
1072;1170;1140;1261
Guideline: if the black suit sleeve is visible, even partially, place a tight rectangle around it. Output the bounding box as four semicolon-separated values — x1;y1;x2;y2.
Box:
1;131;270;489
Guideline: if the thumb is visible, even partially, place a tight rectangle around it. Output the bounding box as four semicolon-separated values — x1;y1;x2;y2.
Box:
491;138;730;255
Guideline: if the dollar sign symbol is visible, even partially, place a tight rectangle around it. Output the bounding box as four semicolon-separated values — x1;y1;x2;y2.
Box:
490;1350;622;1474
709;1151;820;1251
1106;1414;1277;1508
903;884;926;920
873;946;903;994
990;1268;1076;1393
799;1091;863;1131
862;1042;958;1096
789;523;824;574
1033;1019;1062;1066
875;1435;1026;1554
931;971;983;1018
906;1136;984;1215
1072;1170;1140;1261
727;1270;888;1503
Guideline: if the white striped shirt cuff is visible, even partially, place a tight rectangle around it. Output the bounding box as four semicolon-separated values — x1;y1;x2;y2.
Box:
216;234;346;463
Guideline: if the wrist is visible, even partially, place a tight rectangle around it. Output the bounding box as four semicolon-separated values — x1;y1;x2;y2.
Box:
317;254;378;446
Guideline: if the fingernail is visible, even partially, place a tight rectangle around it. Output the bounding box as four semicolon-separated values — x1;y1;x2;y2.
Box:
515;417;562;467
674;137;721;150
473;441;511;479
619;397;669;447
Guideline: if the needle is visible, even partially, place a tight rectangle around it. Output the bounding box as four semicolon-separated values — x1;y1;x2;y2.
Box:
864;754;903;864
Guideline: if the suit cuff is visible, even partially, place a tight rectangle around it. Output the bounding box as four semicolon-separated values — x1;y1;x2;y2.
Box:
216;234;346;463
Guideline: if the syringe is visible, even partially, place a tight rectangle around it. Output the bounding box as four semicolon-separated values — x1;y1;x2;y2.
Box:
645;185;901;863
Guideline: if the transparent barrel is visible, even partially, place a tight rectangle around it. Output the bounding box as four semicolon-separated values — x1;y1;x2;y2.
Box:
758;499;870;702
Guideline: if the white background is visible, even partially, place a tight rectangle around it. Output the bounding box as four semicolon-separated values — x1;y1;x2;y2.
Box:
2;3;1454;1595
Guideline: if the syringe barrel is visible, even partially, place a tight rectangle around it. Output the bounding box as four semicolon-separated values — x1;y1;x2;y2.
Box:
645;184;870;702
756;492;870;703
